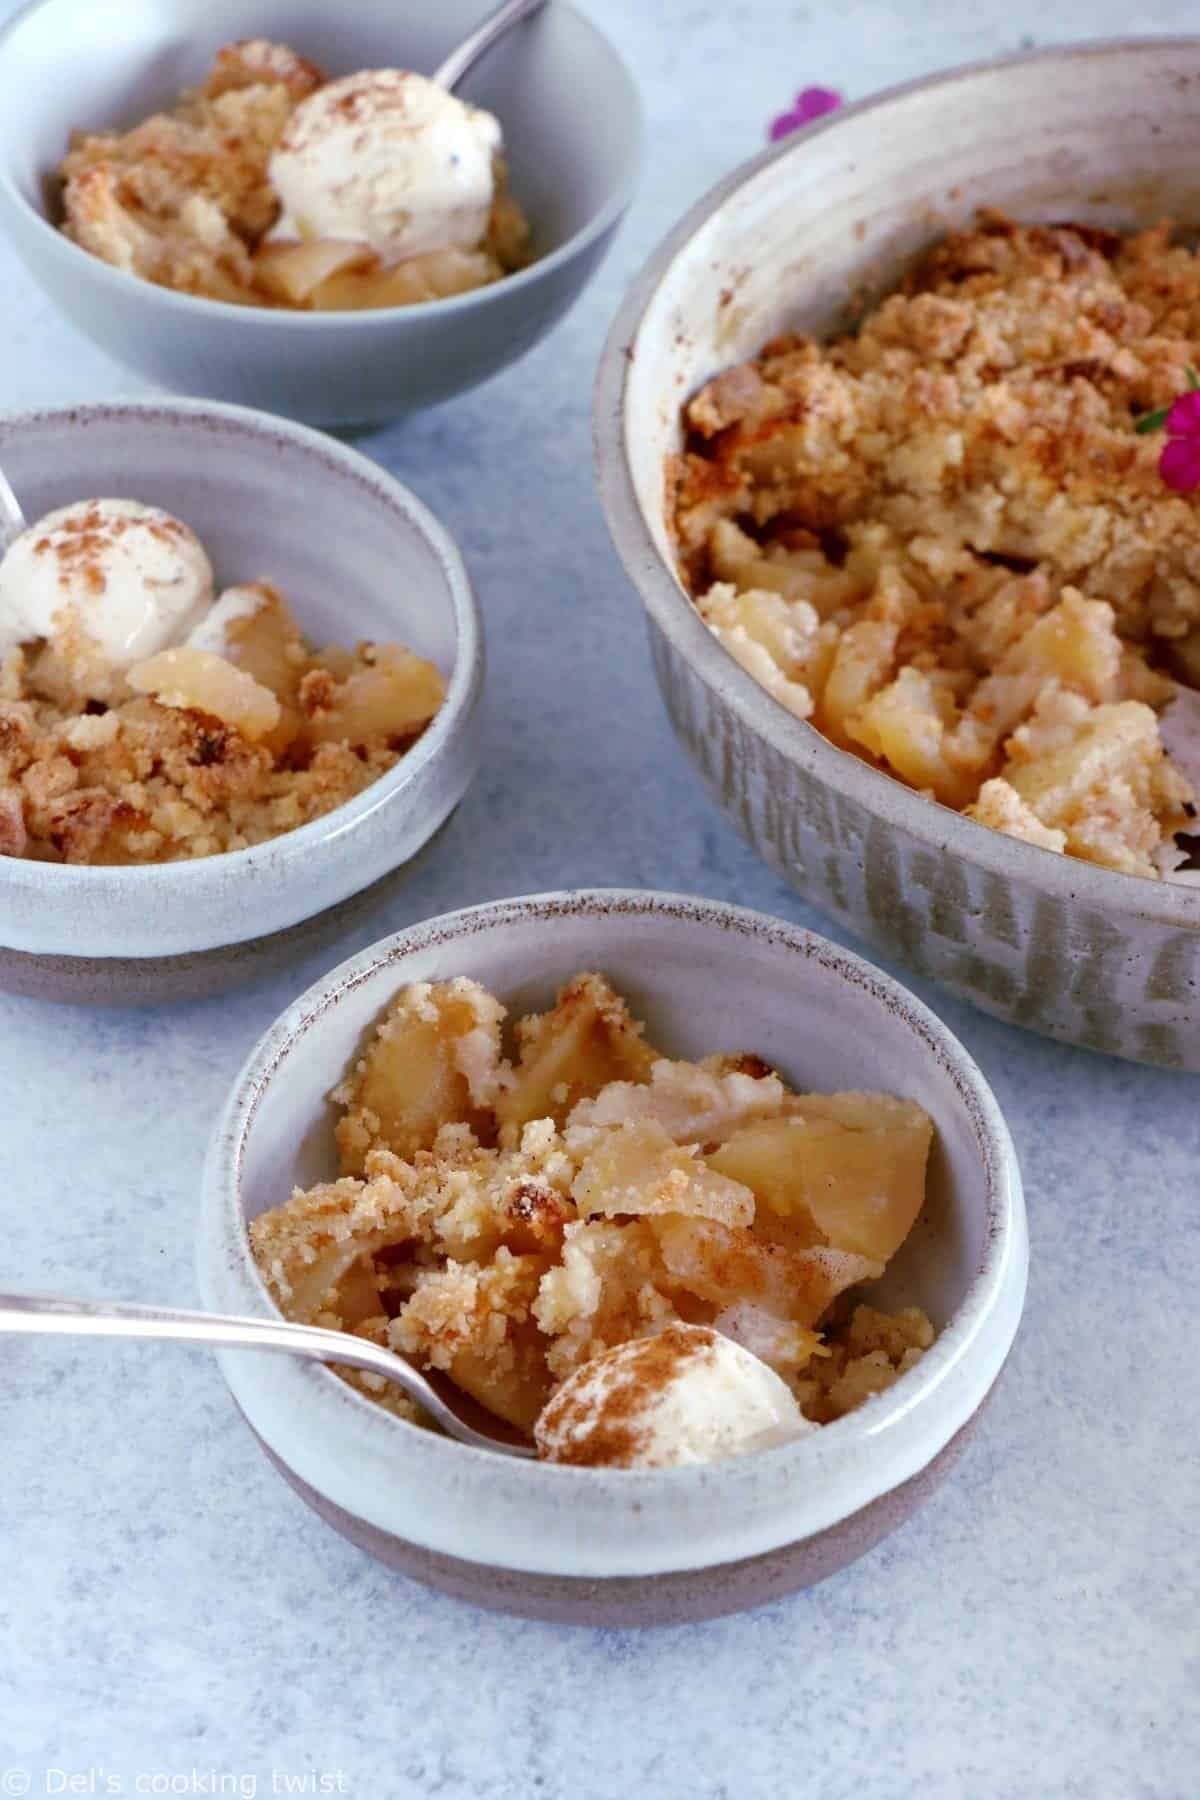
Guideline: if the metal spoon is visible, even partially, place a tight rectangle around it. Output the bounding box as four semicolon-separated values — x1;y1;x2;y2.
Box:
0;1290;536;1458
0;465;26;557
432;0;548;92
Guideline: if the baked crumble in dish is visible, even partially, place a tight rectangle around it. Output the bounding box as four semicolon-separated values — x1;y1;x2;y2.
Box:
0;497;444;864
56;39;532;311
250;970;938;1465
671;214;1200;881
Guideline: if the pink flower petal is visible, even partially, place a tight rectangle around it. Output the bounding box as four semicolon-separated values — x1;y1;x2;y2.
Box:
1159;435;1200;492
768;112;801;143
768;86;843;142
793;85;843;122
1166;389;1200;436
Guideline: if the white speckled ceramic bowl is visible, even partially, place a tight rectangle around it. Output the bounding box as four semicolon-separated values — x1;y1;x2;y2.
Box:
197;890;1027;1626
594;39;1200;1068
0;401;482;1004
0;0;642;426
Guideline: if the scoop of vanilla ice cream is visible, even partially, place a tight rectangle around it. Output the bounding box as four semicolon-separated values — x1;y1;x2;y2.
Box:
0;499;214;671
534;1324;817;1469
268;69;502;264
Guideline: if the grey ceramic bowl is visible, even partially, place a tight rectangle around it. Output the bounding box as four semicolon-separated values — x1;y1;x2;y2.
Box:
0;400;482;1004
0;0;642;425
197;890;1027;1627
594;39;1200;1069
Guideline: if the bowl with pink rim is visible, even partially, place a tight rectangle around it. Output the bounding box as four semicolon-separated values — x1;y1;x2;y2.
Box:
0;399;482;1004
196;888;1027;1627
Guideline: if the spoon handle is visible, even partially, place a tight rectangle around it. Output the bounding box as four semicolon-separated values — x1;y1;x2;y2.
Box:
0;465;26;555
432;0;548;92
0;1290;533;1456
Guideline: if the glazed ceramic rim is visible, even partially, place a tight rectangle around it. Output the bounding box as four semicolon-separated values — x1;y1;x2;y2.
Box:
593;36;1200;932
0;0;645;328
200;888;1027;1578
0;398;481;938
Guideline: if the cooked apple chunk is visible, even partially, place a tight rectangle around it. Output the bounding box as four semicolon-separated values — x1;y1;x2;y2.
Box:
247;1169;414;1324
126;645;281;741
708;1092;933;1261
309;247;500;311
390;1249;553;1432
300;644;445;748
653;1213;882;1328
495;972;659;1142
335;978;508;1173
217;583;306;703
998;699;1191;877
710;1299;824;1384
252;237;376;305
572;1119;754;1225
565;1055;786;1152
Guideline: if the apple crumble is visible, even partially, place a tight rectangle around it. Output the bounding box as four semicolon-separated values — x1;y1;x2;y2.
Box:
57;40;532;311
671;214;1200;880
250;971;937;1452
0;497;444;863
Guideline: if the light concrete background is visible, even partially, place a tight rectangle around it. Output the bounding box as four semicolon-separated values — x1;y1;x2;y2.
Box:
0;3;1196;1795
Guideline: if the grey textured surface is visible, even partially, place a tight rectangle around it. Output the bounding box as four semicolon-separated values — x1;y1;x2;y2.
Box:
0;2;1197;1796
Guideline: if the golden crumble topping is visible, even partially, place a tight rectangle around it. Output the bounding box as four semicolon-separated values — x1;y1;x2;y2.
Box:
0;582;444;864
250;973;938;1442
671;214;1200;880
57;39;532;311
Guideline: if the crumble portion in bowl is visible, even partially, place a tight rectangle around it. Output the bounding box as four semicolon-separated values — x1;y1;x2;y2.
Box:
671;215;1200;880
0;497;444;863
56;39;532;310
250;972;937;1451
